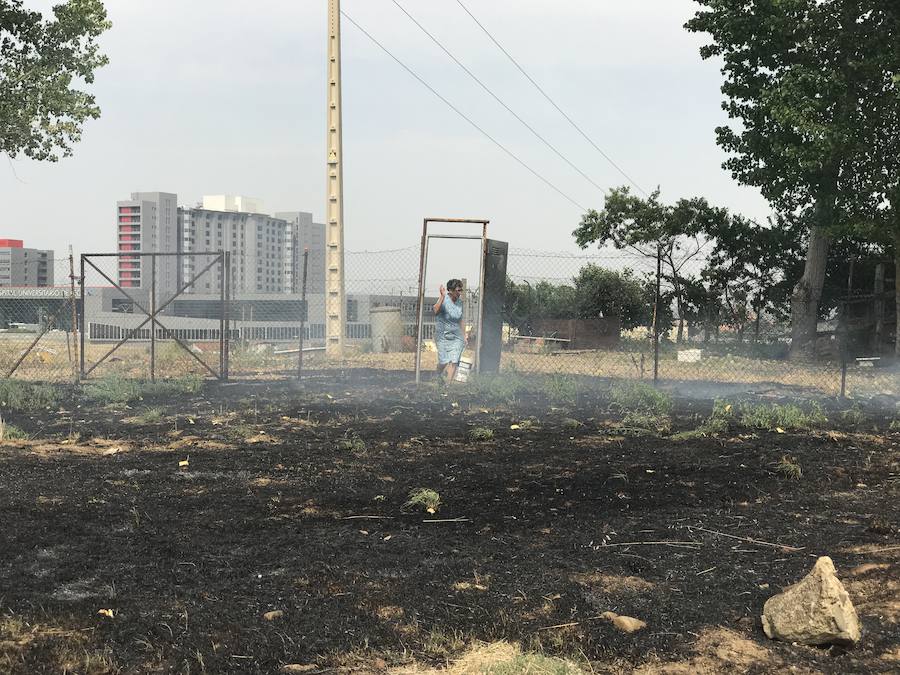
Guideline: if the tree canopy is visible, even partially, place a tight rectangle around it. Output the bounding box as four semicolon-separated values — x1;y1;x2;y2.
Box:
1;0;110;161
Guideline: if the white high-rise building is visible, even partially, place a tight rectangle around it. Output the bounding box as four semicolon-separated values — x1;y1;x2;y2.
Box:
275;212;326;294
179;207;290;295
201;195;264;215
116;192;179;296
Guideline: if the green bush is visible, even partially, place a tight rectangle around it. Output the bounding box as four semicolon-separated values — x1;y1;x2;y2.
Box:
0;380;63;412
469;427;494;441
739;401;826;431
83;375;203;405
610;381;673;417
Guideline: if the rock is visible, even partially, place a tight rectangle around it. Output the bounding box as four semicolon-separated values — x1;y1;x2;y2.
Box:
602;611;647;633
761;556;860;646
263;610;284;621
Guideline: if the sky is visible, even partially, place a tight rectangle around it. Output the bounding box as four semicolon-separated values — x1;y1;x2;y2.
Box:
2;0;772;274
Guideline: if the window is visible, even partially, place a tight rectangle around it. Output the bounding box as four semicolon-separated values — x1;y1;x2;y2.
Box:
347;298;358;323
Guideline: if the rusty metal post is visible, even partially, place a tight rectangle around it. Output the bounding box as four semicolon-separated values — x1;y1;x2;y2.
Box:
219;252;225;378
79;255;86;380
223;251;231;380
69;248;79;381
150;255;157;381
298;248;310;379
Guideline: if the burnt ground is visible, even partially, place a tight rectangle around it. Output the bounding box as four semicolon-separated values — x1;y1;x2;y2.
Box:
0;373;898;674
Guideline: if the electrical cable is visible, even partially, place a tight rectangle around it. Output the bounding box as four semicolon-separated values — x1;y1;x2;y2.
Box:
390;0;607;196
454;0;648;197
340;9;586;211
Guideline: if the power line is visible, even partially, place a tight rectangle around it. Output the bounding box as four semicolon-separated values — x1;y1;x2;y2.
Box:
454;0;648;198
340;10;586;211
389;0;607;196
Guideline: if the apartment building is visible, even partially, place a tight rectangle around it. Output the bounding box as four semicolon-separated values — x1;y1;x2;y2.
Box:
116;192;179;295
0;240;54;287
179;206;290;295
275;211;326;294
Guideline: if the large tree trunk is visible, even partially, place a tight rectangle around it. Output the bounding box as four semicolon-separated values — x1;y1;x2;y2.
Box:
790;218;832;360
895;225;900;357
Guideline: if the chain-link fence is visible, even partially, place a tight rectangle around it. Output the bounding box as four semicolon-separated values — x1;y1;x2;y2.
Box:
0;247;896;399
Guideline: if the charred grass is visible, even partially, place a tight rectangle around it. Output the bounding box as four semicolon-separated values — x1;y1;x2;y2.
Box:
0;374;897;673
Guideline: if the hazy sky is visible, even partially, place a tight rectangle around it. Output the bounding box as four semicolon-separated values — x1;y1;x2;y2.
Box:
3;0;771;264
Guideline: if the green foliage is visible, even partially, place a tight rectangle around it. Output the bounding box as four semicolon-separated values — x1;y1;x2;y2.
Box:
469;427;494;442
484;654;583;675
0;380;63;411
468;373;531;405
404;488;441;514
131;407;165;424
561;417;583;430
838;404;866;428
503;264;655;334
610;381;673;417
335;432;366;453
672;399;733;440
82;375;202;405
543;374;578;407
0;0;111;161
775;456;803;481
574;187;732;342
0;422;27;440
738;401;826;432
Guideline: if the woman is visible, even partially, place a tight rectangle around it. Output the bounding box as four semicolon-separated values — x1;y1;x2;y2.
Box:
433;279;466;383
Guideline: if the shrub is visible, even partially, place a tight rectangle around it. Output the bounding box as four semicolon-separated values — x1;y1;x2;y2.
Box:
469;427;494;442
404;488;441;514
83;375;203;405
0;380;63;412
336;433;366;453
544;374;577;407
775;456;802;480
672;400;733;440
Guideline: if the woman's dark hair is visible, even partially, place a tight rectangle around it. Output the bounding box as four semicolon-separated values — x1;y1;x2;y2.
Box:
447;279;463;291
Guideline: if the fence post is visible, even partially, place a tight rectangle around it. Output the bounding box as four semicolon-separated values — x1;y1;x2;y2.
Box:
79;255;86;380
219;252;225;379
150;255;157;381
298;248;309;379
653;243;661;384
69;248;79;382
223;251;231;381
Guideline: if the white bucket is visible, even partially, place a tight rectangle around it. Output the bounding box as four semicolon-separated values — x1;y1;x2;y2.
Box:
455;357;473;382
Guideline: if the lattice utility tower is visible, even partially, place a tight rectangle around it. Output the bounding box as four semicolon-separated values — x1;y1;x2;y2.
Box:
326;0;346;357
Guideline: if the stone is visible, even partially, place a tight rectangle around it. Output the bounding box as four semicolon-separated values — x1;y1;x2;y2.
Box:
263;610;284;621
602;611;647;633
761;556;861;646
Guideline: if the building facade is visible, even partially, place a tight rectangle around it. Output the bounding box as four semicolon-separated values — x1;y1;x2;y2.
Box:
179;207;291;295
0;240;54;287
275;211;326;294
116;192;179;295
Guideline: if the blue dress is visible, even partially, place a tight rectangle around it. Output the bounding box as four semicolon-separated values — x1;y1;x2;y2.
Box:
435;295;465;365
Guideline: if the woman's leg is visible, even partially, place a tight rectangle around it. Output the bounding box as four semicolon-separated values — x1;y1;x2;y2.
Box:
445;361;458;383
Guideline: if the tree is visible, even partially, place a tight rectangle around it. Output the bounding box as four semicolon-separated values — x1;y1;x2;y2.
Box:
503;266;654;335
572;264;654;331
1;0;110;161
686;1;881;358
574;186;729;343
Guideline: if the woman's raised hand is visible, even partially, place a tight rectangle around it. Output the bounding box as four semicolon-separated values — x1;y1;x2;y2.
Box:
439;284;446;296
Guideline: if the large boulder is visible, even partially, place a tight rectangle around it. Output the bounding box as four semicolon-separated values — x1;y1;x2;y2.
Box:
761;556;861;646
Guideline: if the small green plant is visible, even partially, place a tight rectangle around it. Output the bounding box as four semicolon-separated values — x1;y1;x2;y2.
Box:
622;411;671;434
404;487;441;514
775;455;802;480
468;373;531;404
0;420;27;440
610;381;673;417
838;404;866;427
890;418;900;431
739;401;826;431
561;417;583;430
672;400;733;440
336;432;366;453
469;427;494;441
543;374;577;407
0;380;63;412
132;407;166;424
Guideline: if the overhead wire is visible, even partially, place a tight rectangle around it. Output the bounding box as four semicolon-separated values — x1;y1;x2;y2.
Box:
454;0;648;198
340;10;586;211
389;0;608;196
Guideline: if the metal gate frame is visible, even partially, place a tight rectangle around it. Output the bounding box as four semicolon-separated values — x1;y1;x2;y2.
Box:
414;218;489;384
79;251;231;381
